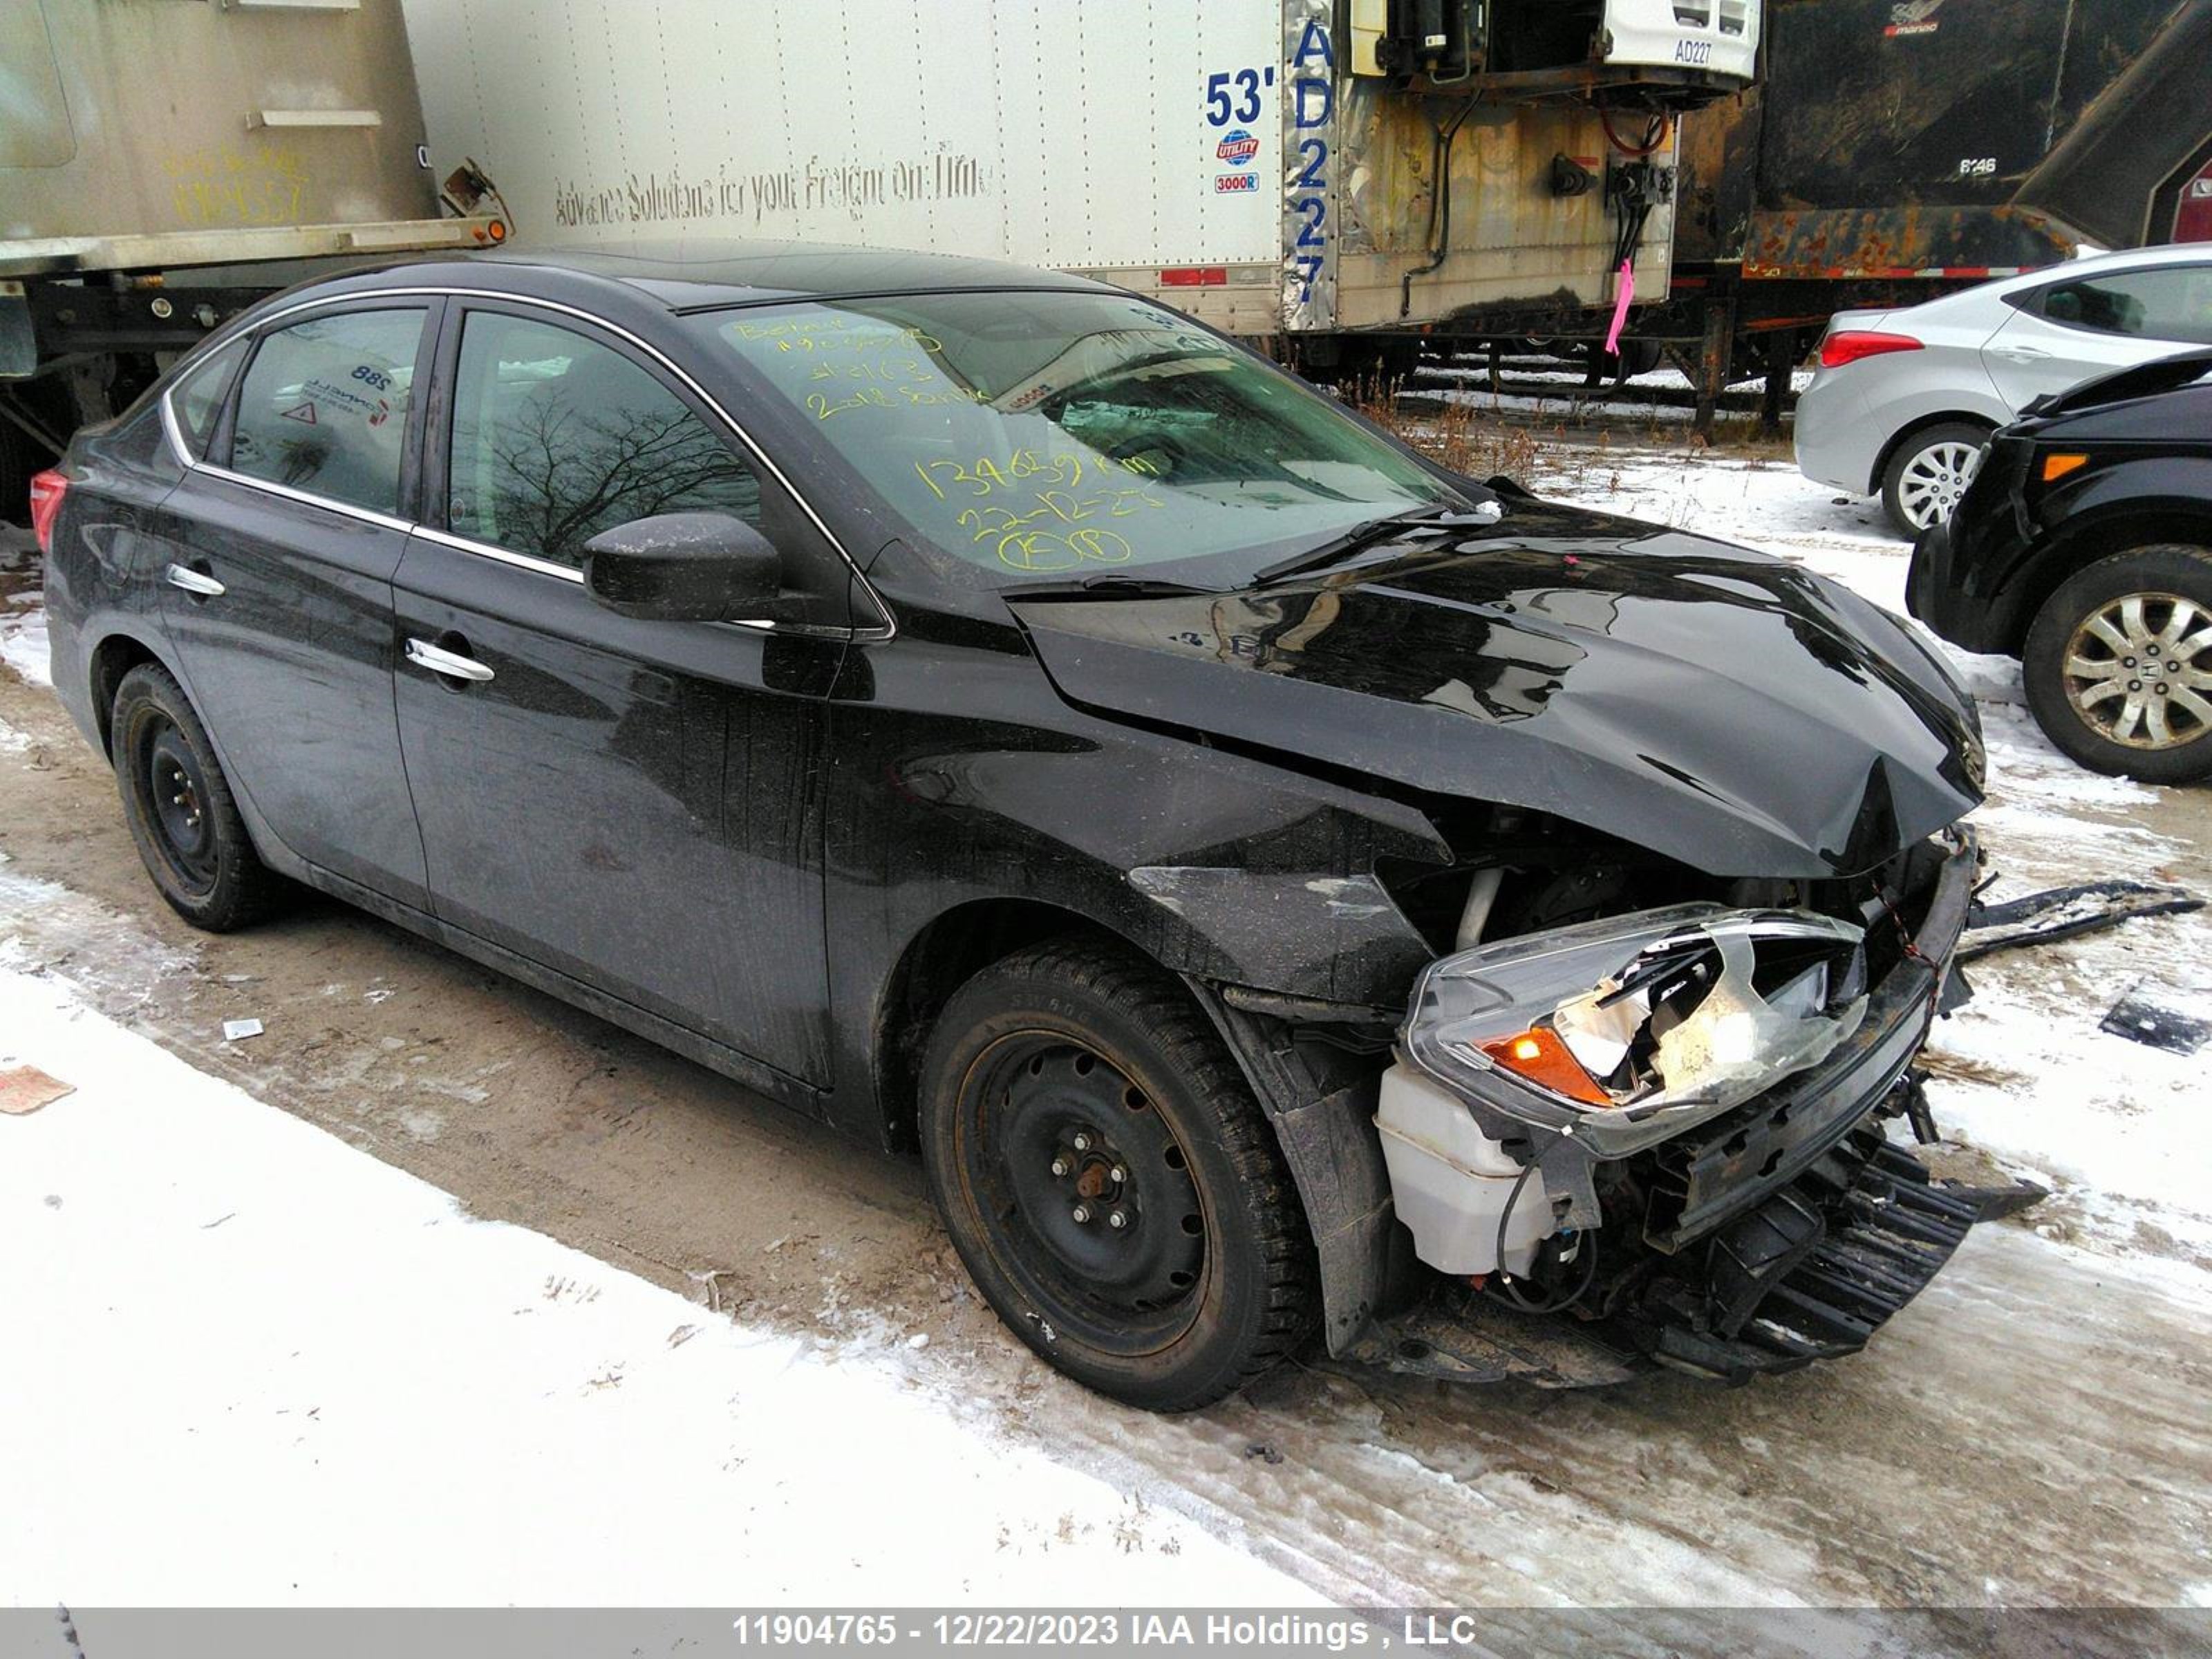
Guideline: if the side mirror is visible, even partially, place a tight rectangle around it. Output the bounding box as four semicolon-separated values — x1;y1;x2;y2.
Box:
581;512;780;622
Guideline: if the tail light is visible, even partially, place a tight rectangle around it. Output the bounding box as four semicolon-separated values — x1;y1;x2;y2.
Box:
1819;331;1924;370
28;469;68;556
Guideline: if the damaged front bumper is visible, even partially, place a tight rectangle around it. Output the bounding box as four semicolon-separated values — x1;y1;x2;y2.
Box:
1355;829;1986;1387
1346;1119;1981;1387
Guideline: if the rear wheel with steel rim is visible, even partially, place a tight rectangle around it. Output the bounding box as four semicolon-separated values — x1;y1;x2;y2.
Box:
1882;420;1989;537
2024;545;2212;783
112;662;286;929
919;939;1317;1411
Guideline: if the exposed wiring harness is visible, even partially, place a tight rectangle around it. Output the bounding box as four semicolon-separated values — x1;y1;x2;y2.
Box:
1492;1125;1600;1315
1879;882;1947;1040
1601;111;1671;292
1601;107;1672;158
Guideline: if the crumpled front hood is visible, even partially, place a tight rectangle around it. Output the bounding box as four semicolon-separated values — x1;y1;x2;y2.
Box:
1008;500;1983;879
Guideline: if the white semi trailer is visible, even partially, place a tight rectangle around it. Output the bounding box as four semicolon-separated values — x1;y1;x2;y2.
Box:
400;0;1759;369
1;0;506;514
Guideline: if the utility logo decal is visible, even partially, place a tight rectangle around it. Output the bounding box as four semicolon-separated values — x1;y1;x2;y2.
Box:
1216;129;1259;167
1884;0;1944;37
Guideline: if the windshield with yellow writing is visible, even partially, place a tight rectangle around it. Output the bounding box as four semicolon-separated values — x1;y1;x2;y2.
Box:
706;290;1471;588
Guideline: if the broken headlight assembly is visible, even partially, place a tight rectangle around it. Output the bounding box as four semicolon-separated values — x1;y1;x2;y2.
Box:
1400;906;1871;1159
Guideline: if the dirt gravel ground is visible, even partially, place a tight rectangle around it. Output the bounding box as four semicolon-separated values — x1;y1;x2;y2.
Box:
3;577;2209;1618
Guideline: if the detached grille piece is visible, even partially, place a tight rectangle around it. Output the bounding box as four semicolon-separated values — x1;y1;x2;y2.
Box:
1736;1138;1978;1362
1642;1130;1978;1383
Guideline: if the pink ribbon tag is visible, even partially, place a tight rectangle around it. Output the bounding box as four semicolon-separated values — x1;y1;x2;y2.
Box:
1604;259;1635;356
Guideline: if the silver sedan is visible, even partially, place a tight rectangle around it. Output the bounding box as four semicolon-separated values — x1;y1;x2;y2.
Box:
1795;243;2212;537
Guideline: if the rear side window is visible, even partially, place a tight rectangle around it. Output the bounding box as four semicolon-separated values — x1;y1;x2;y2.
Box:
2033;266;2212;346
447;310;761;570
167;336;248;461
229;308;427;515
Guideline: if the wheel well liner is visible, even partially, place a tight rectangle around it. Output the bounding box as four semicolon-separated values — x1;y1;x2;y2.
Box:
1183;984;1403;1356
88;633;164;756
874;898;1126;1152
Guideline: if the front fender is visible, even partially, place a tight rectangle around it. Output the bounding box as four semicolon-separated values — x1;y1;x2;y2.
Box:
1996;459;2212;643
818;636;1454;1147
828;636;1450;1006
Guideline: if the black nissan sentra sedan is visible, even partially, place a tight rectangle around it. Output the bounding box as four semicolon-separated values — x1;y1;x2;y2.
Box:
35;243;1991;1409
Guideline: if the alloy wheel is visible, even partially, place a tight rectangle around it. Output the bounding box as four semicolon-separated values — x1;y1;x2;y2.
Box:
1895;440;1984;531
2061;592;2212;751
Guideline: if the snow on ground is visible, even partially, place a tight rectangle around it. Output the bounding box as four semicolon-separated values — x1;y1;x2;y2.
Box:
1409;359;1815;431
1544;448;2212;1276
1425;382;1716;429
0;966;1318;1606
0;528;47;688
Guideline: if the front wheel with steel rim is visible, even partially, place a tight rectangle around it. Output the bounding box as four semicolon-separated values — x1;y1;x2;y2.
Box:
1882;420;1989;537
2023;544;2212;784
112;662;287;930
918;939;1317;1411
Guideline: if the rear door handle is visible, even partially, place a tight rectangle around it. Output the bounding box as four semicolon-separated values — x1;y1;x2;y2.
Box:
165;562;225;598
404;637;495;684
1991;346;2052;362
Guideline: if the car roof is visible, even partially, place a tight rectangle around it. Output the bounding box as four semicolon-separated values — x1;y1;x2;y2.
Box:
2047;241;2212;277
382;237;1111;312
1899;241;2212;320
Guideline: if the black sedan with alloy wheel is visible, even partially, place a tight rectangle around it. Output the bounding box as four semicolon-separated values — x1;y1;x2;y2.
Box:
37;242;1993;1410
1909;348;2212;784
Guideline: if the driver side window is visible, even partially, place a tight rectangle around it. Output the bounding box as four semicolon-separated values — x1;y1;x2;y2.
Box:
447;311;763;570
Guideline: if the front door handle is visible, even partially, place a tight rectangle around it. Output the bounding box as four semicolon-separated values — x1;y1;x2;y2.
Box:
165;562;225;598
404;637;495;684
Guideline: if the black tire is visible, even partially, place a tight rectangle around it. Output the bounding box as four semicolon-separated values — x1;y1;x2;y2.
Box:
1880;420;1989;538
918;939;1318;1411
2023;544;2212;784
111;663;288;929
